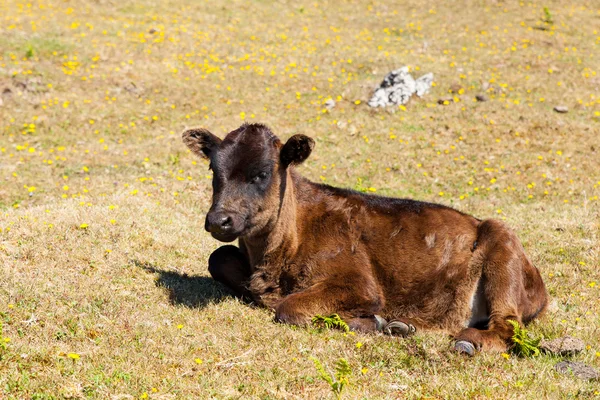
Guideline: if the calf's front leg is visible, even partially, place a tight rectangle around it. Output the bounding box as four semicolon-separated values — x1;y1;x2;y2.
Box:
274;275;384;333
208;245;252;299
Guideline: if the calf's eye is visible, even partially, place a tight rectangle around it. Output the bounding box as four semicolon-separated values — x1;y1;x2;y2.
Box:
251;171;268;184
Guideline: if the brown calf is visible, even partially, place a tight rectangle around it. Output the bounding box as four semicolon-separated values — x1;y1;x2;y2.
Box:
183;123;548;355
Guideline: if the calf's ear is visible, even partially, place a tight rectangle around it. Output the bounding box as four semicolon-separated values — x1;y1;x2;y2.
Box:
182;128;222;159
280;134;315;167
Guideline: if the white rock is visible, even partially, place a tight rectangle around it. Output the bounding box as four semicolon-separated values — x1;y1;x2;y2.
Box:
368;67;433;107
415;73;434;97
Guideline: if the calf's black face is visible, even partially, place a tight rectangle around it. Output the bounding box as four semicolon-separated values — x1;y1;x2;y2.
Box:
183;123;314;242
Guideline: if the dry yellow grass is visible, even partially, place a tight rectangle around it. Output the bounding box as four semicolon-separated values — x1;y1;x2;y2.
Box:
1;0;599;398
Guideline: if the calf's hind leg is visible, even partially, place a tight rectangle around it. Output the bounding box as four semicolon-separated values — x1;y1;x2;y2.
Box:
455;219;548;355
208;245;252;299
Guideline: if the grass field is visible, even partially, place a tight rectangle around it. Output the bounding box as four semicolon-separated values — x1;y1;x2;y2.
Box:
1;0;599;398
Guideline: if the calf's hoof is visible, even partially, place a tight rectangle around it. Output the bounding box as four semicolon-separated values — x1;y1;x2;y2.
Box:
383;320;416;337
454;340;476;356
374;315;388;331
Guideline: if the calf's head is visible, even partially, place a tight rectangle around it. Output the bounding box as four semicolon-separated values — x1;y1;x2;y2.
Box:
183;123;314;242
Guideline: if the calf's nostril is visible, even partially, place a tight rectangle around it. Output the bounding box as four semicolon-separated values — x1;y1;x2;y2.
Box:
220;215;233;229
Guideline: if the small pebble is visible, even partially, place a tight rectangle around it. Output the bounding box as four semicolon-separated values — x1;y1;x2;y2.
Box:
475;94;488;102
449;83;463;93
553;105;568;113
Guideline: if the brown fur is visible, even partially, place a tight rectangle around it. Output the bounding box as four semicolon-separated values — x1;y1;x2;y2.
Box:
183;123;548;353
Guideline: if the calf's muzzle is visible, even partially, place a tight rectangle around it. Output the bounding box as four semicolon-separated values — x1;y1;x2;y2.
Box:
205;209;243;242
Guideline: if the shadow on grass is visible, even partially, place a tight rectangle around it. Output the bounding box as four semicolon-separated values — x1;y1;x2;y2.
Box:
134;260;231;309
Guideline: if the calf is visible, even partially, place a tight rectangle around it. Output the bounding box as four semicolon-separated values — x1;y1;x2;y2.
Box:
182;123;548;355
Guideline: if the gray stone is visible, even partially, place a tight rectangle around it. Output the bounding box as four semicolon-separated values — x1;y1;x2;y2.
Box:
555;361;599;380
475;94;488;102
541;336;585;356
324;99;336;110
554;105;568;113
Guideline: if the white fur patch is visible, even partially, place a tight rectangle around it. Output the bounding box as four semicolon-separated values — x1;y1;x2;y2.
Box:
425;233;436;248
